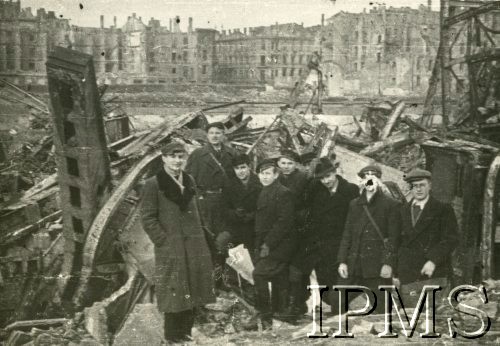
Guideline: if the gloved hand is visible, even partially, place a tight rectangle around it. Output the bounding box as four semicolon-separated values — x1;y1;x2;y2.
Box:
420;260;436;278
215;231;231;252
338;263;348;279
380;264;392;279
259;243;270;258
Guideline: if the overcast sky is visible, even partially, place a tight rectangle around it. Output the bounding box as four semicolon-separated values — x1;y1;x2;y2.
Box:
22;0;438;30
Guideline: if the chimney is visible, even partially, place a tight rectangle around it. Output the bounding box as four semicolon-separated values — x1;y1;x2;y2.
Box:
100;15;104;28
301;22;304;27
243;28;247;35
228;29;232;34
113;16;117;27
174;16;180;32
188;17;193;33
428;0;432;10
132;13;136;19
139;16;142;22
321;13;325;27
169;18;172;31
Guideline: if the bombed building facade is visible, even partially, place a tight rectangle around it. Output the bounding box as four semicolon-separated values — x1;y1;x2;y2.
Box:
213;23;321;87
322;3;441;96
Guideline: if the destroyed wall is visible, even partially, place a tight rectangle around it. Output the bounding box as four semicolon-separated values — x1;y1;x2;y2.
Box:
213;23;320;87
323;4;440;96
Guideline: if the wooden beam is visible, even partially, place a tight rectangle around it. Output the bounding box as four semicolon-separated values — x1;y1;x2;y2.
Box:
359;132;414;157
380;101;406;140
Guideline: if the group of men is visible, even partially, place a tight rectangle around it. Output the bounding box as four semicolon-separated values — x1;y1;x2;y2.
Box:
141;121;459;342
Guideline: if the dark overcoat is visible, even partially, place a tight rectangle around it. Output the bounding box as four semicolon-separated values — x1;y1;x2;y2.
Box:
278;169;309;212
294;176;359;269
397;196;459;284
141;171;215;313
254;180;296;262
337;189;401;279
185;143;237;192
221;173;262;249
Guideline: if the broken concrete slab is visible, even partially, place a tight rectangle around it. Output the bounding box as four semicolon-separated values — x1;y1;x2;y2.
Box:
113;303;164;346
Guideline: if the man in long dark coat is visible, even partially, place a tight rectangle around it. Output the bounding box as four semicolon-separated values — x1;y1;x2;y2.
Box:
283;157;359;322
185;122;237;288
244;159;296;330
141;142;215;343
396;169;458;285
337;165;401;314
218;153;262;252
277;150;309;213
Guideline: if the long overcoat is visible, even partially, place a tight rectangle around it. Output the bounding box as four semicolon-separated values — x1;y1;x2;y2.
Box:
221;173;262;249
397;196;459;284
141;171;215;313
337;190;401;279
294;176;359;271
254;180;296;263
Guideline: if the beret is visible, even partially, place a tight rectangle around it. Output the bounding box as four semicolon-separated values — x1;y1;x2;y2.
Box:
257;158;277;172
358;164;382;178
404;168;432;183
160;141;187;155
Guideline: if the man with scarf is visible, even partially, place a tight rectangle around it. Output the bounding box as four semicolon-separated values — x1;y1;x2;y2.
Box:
141;142;215;343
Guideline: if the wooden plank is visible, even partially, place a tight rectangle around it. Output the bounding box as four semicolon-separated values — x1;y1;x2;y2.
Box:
0;210;62;245
380;101;406;140
359;132;414;157
4;318;68;332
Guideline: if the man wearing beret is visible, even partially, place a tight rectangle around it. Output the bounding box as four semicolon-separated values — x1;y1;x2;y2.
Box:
185;122;237;288
244;159;296;330
337;164;401;313
395;169;458;286
282;157;359;323
218;153;262;253
141;142;215;343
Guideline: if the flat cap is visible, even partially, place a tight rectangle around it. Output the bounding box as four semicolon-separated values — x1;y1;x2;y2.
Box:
231;153;251;167
314;157;337;178
205;121;225;132
404;168;432;183
257;158;277;172
358;164;382;178
279;149;300;162
160;141;187;155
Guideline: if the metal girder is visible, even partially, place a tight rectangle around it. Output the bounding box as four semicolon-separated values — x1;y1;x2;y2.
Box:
445;1;500;27
445;47;500;67
450;0;492;8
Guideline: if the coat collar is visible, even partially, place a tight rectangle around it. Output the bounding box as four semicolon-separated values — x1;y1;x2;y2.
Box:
403;195;440;235
355;188;382;205
156;168;195;211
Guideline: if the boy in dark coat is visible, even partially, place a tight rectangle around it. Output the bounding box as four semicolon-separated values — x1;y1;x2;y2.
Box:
337;165;401;314
217;153;262;252
396;169;458;285
244;159;296;330
141;142;215;343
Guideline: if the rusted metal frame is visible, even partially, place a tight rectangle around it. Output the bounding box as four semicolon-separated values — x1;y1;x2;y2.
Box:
476;16;500;34
245;114;281;155
481;153;500;279
449;66;466;90
475;17;497;46
445;1;500;27
450;20;468;51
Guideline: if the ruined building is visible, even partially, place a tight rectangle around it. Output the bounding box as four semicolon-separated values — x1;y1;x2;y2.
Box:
323;3;441;96
213;23;321;87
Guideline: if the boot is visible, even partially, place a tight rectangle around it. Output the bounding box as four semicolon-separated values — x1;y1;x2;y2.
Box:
274;285;306;325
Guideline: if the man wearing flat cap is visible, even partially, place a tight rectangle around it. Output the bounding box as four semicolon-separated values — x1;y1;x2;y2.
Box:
395;169;458;286
282;156;359;323
244;158;296;330
141;142;215;343
185;121;237;288
337;164;401;313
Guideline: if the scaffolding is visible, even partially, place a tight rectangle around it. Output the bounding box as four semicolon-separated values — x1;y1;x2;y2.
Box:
422;0;500;127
